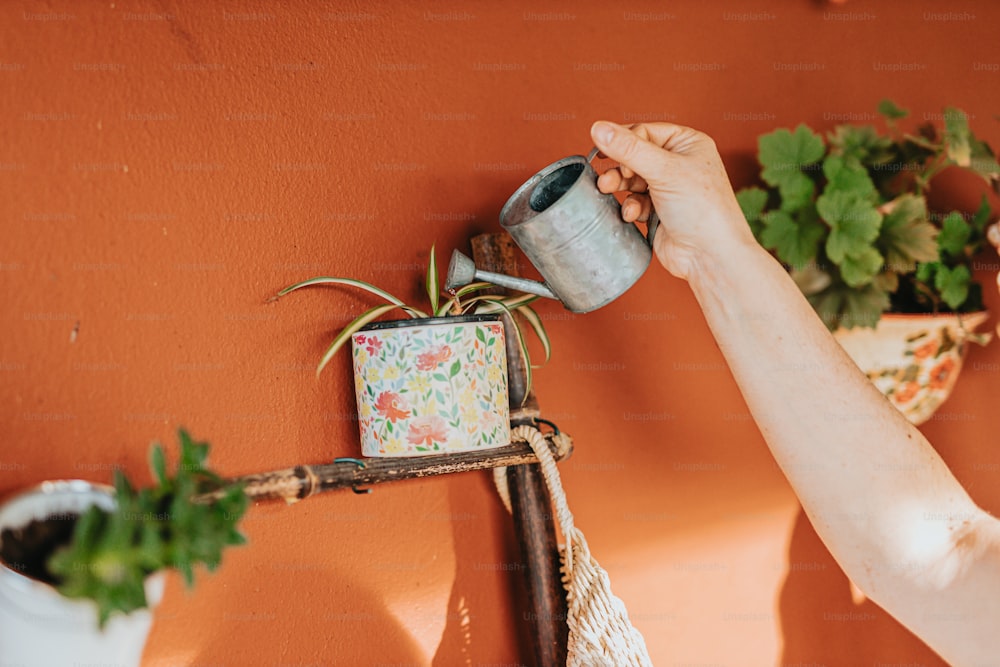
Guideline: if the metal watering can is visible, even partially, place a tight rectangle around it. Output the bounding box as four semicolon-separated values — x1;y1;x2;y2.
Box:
446;148;659;313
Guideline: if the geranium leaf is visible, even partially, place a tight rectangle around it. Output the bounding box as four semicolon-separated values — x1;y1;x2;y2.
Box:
758;125;824;210
915;261;938;284
790;263;832;296
972;195;993;233
872;271;899;293
736;187;768;239
817;190;882;264
877;99;909;120
778;173;816;211
827;124;894;166
839;247;884;287
822;155;877;201
878;194;938;272
935;264;971;309
809;283;890;331
969;139;1000;179
937;212;971;258
760;208;825;268
943;107;972;167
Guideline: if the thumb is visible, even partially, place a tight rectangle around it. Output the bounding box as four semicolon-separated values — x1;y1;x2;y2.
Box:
590;121;670;181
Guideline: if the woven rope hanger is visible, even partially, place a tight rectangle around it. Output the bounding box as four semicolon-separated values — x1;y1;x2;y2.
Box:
497;425;653;667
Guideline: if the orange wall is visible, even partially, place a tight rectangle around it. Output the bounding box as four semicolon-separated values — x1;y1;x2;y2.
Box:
3;1;1000;665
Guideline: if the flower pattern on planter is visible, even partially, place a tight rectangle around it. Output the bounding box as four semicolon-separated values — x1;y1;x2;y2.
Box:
352;320;509;456
374;391;409;422
834;312;989;425
875;328;963;420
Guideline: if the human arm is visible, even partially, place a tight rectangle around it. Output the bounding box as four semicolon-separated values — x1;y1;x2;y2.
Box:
590;120;1000;665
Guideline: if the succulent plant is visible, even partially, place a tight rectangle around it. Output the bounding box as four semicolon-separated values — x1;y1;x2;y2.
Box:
46;430;246;627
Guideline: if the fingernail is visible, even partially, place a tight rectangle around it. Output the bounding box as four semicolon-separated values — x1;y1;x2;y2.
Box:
591;121;615;146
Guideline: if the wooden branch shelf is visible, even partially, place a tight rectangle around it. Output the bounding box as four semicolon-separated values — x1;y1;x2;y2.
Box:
211;429;572;504
202;233;571;666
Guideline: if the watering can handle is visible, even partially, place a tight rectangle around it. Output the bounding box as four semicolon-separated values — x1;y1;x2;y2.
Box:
586;147;660;249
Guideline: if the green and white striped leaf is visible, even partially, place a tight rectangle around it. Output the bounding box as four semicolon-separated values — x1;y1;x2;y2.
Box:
425;244;439;315
466;292;540;314
316;303;402;377
515;303;551;367
275;276;427;318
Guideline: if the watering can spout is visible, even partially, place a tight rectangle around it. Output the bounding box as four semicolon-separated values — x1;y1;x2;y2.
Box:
445;250;559;301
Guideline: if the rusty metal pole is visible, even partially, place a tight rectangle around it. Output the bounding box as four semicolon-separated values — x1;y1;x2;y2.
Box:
471;233;568;667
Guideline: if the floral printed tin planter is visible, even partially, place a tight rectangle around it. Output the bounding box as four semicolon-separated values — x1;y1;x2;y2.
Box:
834;311;990;425
351;314;510;456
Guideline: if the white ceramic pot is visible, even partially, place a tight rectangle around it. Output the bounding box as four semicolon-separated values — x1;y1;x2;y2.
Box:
351;314;511;456
0;480;164;667
834;311;990;425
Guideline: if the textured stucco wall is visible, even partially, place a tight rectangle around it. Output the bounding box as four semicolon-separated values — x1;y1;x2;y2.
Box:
2;1;1000;664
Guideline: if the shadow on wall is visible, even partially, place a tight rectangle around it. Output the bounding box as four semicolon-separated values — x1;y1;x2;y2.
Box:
433;473;530;666
779;509;946;666
143;562;425;666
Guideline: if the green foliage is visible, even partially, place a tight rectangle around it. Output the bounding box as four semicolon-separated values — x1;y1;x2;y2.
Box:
943;108;972;166
817;190;882;265
878;195;938;272
760;209;824;268
877;99;909;121
736;100;998;330
47;429;246;628
809;283;891;330
935;264;972;309
937;212;972;257
735;187;768;238
759;124;824;210
274;246;550;395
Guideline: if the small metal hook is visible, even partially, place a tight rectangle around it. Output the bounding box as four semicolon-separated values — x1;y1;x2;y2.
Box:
534;418;560;435
333;457;371;495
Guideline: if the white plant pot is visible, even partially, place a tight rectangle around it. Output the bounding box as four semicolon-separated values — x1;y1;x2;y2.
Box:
834;311;990;425
0;480;165;667
352;314;511;456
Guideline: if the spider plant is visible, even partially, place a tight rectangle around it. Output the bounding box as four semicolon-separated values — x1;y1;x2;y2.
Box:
272;245;551;394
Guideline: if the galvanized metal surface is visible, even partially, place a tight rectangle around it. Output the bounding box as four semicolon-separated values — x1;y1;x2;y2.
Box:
491;150;658;313
445;250;559;300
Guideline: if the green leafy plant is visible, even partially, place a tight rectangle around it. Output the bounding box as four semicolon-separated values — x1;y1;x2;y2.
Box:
47;429;247;627
272;244;551;393
737;100;999;330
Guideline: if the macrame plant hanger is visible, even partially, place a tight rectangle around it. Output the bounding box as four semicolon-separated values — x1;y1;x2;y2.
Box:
494;425;653;667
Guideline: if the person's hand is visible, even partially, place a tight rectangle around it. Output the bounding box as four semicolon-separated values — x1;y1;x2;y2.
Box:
590;120;756;281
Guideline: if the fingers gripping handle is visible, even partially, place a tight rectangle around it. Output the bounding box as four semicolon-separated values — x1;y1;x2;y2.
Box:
645;211;660;248
586;147;659;249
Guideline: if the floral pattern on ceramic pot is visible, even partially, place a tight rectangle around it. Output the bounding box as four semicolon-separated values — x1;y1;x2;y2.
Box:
352;316;510;456
834;312;990;426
